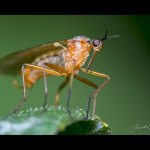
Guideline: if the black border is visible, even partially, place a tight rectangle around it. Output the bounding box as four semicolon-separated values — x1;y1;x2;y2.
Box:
0;135;150;148
0;0;150;147
0;0;150;14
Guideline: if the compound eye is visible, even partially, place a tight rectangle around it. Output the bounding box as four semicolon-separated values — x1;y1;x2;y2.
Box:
92;39;101;47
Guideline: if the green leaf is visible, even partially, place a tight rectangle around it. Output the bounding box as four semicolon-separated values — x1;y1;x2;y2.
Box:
0;106;111;135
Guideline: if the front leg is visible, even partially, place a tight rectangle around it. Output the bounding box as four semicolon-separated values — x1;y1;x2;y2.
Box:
81;68;110;115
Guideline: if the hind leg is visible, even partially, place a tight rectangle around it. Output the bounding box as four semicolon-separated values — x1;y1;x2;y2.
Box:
12;63;65;114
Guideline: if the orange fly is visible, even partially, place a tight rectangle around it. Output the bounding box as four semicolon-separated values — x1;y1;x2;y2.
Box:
0;30;116;119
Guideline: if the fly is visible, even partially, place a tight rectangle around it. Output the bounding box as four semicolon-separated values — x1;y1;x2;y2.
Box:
0;30;119;119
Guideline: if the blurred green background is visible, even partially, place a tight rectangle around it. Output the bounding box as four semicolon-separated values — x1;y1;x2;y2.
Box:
0;15;149;135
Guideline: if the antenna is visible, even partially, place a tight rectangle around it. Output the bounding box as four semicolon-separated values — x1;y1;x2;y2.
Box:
107;34;120;39
101;29;120;41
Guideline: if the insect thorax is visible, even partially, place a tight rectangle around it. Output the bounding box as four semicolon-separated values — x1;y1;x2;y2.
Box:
65;36;92;74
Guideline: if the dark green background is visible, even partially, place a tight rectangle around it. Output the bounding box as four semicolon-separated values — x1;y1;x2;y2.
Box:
0;15;149;134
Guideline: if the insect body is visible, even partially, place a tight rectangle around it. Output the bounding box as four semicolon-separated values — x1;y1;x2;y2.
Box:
0;32;110;119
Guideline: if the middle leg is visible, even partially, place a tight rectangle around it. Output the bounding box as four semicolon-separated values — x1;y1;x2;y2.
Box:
54;78;69;106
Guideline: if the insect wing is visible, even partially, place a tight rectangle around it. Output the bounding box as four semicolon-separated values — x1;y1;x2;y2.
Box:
0;40;67;75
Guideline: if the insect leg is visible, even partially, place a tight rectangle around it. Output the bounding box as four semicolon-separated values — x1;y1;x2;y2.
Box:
75;75;98;89
13;63;65;114
13;65;27;113
44;63;70;106
45;62;74;118
54;78;69;106
42;65;48;109
66;73;74;112
22;64;65;76
75;75;98;120
80;68;110;115
44;63;68;74
44;63;73;117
